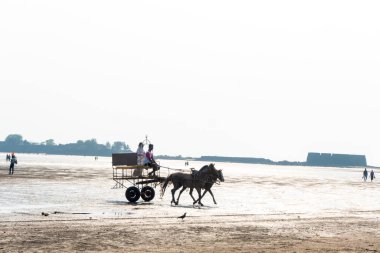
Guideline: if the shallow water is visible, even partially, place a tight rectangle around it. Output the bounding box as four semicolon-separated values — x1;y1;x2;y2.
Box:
0;153;379;221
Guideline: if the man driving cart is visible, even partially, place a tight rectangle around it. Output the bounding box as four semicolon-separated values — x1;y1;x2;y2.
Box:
144;144;160;176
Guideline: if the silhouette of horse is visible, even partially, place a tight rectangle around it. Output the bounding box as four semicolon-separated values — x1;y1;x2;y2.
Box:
191;168;224;205
162;164;219;206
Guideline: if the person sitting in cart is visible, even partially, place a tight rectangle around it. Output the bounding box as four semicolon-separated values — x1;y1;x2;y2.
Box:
144;144;159;176
136;142;145;165
133;142;145;177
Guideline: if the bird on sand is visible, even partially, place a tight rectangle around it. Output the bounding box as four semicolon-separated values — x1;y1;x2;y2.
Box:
41;212;49;216
177;213;186;221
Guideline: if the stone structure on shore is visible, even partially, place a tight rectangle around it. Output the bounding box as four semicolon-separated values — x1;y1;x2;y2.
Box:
306;153;367;167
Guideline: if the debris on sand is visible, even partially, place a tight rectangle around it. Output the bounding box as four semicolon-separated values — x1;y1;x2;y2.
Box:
41;212;49;216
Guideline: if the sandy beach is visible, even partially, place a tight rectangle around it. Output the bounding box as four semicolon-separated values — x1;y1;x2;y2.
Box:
0;154;379;252
1;215;379;252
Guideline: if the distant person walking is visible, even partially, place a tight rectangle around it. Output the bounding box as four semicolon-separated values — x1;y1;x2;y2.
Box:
133;142;145;177
9;153;17;175
363;168;368;182
370;170;375;182
6;154;10;162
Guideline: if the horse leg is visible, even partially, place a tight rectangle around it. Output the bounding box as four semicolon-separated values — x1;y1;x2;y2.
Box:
194;187;204;206
193;188;208;205
171;184;181;205
197;188;204;206
208;189;217;204
189;187;196;203
176;186;187;205
170;188;176;205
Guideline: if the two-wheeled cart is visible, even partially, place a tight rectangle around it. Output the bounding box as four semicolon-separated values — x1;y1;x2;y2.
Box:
112;153;166;203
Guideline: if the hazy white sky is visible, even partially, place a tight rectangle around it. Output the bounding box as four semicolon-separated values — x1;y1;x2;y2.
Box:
1;1;379;165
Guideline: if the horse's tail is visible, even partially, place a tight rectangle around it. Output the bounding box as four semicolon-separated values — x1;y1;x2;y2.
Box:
161;174;173;196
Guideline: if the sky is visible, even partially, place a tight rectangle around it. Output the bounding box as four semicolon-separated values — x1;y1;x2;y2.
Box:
0;1;379;165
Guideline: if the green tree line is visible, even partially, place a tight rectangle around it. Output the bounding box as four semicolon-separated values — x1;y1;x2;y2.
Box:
0;134;131;156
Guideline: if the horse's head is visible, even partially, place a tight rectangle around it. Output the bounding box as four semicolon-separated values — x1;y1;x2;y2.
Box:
196;163;220;182
216;169;224;182
207;163;224;182
208;163;224;182
208;164;224;182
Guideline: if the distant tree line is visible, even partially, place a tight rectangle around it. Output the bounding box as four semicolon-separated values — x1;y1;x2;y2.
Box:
0;134;131;156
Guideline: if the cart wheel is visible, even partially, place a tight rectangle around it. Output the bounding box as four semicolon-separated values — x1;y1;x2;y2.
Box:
125;186;140;203
141;186;155;202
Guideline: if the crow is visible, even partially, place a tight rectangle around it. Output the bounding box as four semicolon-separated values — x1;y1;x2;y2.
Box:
177;212;187;220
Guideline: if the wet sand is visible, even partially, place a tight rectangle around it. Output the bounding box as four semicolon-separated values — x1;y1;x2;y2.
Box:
0;155;379;252
1;215;379;252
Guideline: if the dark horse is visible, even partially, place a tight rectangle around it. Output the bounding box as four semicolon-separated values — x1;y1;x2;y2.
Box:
190;167;224;205
162;164;222;206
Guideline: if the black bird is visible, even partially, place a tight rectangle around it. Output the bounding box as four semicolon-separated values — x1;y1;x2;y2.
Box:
177;212;187;220
41;212;49;216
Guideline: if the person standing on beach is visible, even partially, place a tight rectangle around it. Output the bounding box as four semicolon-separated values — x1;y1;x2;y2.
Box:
144;144;159;176
133;142;145;177
9;153;17;175
370;170;375;182
363;168;368;182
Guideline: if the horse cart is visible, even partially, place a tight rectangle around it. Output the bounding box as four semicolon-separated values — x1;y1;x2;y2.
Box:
112;153;166;203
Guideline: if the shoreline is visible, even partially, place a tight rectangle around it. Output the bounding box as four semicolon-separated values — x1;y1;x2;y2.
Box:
1;152;378;169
